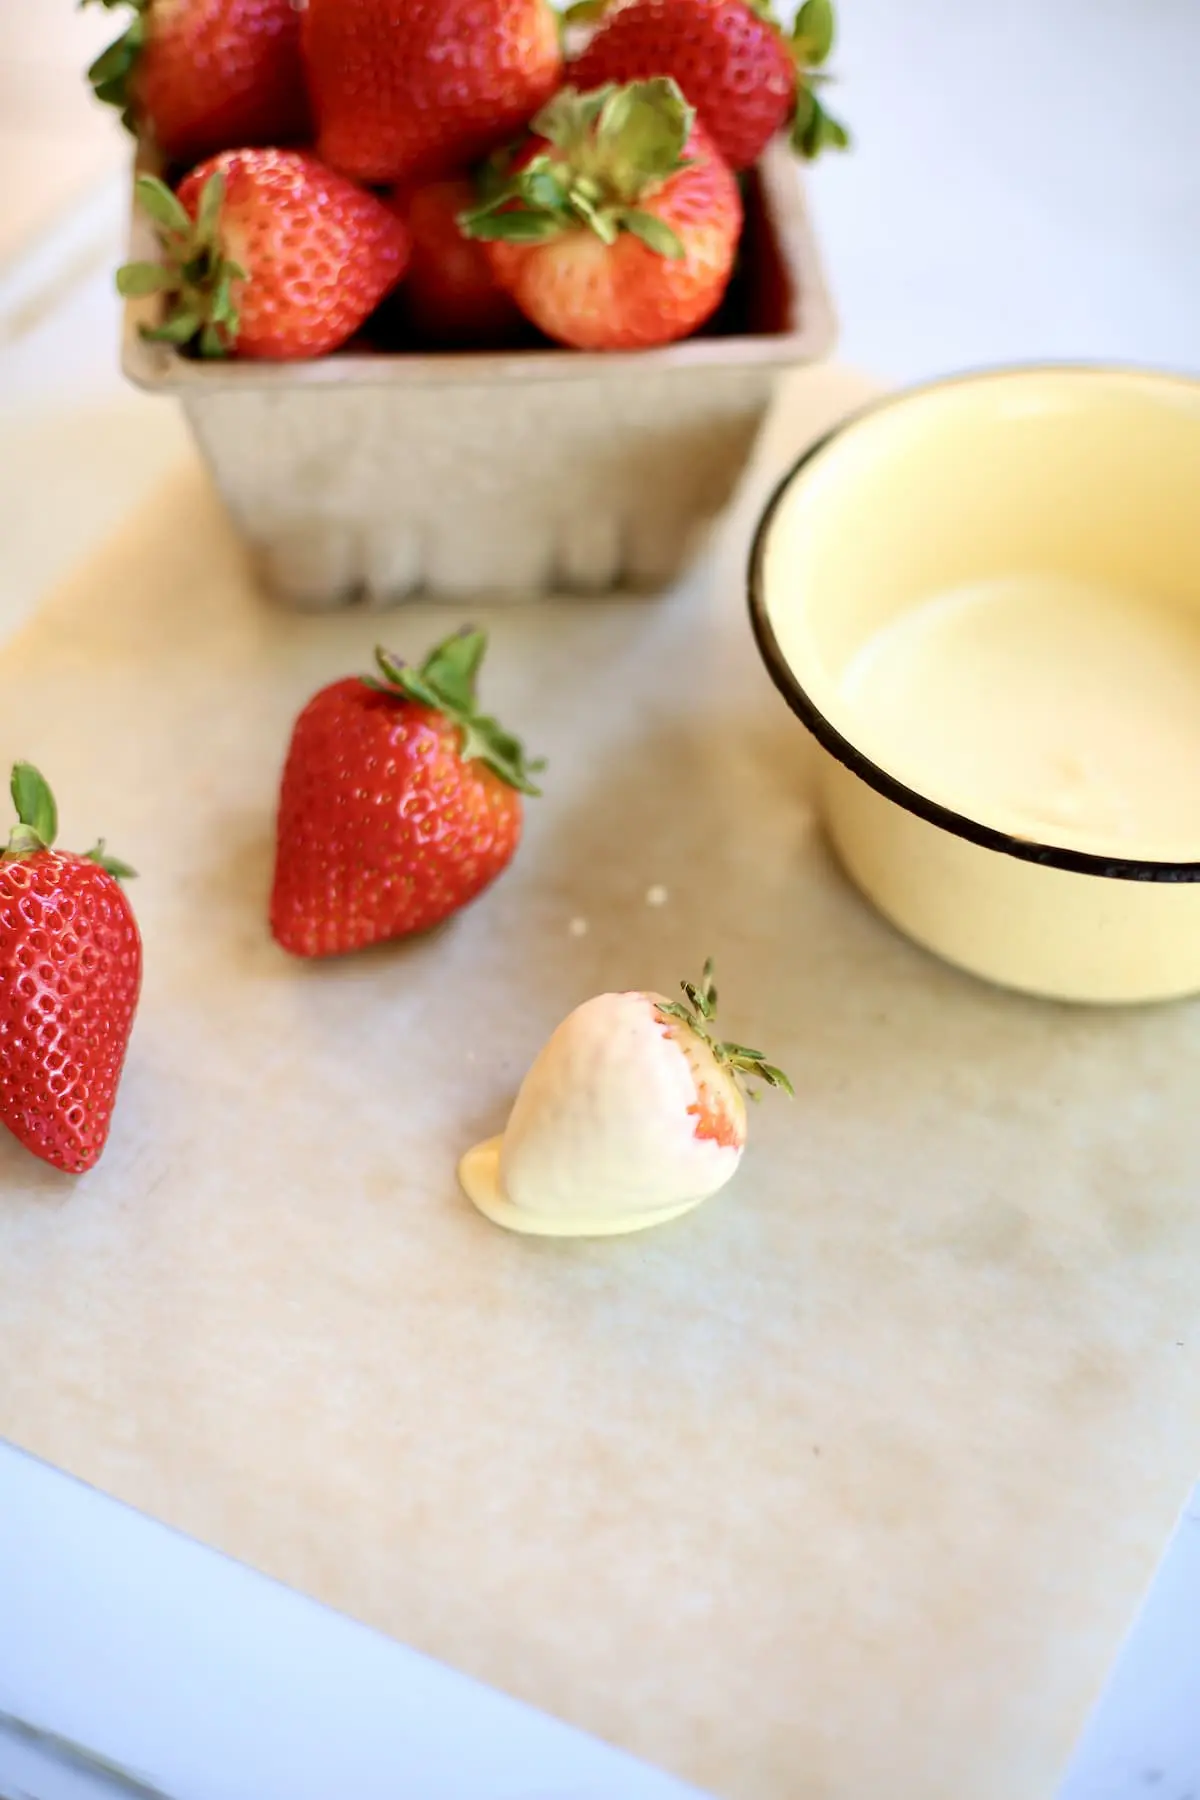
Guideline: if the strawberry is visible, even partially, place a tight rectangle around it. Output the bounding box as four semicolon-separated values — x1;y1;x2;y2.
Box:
0;765;141;1177
302;0;563;188
460;78;742;352
459;958;793;1236
271;630;543;959
390;177;528;349
568;0;849;171
83;0;309;167
117;150;410;360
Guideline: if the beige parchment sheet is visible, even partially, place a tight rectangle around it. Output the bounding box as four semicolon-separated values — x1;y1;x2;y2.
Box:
0;366;1197;1800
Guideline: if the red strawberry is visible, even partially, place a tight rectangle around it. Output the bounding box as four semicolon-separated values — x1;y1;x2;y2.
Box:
302;0;563;188
0;764;141;1176
461;79;741;352
568;0;849;171
390;177;527;349
271;630;543;959
83;0;309;167
117;150;410;360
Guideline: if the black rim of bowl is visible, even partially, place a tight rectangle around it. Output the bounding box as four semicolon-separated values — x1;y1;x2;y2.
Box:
746;366;1200;886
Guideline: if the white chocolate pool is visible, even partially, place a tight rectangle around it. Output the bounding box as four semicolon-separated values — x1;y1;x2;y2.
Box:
840;573;1200;862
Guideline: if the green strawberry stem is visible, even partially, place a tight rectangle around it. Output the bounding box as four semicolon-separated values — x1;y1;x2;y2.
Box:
722;0;851;156
460;78;694;258
86;841;139;882
786;0;850;158
81;0;147;135
657;957;794;1099
117;172;246;359
368;628;545;797
3;762;136;880
7;761;57;856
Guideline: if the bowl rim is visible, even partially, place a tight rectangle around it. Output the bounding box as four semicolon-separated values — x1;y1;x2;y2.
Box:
747;362;1200;886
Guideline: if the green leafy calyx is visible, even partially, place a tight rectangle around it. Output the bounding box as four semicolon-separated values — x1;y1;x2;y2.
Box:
82;0;147;135
117;172;246;359
460;78;694;257
561;0;608;24
656;958;794;1099
786;0;851;158
6;762;58;857
3;762;136;880
368;629;545;797
85;842;139;881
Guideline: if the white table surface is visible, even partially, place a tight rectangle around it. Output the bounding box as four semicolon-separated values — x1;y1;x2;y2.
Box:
1;0;1198;1792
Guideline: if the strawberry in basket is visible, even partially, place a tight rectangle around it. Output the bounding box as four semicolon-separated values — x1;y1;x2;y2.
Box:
460;78;742;352
83;0;309;166
0;764;141;1175
568;0;850;170
390;178;528;349
118;149;411;360
303;0;563;188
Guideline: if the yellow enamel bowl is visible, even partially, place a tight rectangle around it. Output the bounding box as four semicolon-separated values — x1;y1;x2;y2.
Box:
748;367;1200;1004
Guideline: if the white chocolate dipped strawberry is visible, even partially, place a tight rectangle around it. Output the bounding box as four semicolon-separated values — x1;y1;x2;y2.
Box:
458;960;793;1237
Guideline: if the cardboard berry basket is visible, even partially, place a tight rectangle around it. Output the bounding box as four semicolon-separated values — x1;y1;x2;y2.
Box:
120;140;836;609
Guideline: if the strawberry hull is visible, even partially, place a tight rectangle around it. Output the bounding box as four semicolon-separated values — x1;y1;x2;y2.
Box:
120;141;836;607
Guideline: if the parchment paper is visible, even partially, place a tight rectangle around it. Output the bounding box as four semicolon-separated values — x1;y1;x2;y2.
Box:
1;365;1197;1800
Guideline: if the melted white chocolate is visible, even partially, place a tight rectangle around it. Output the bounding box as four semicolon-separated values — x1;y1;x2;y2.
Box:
841;575;1200;860
457;1137;707;1237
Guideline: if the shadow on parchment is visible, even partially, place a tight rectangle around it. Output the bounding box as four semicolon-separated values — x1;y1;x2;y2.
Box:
0;1125;84;1203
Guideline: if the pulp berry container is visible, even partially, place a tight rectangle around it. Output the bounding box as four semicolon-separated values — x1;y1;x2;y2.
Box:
120;141;837;609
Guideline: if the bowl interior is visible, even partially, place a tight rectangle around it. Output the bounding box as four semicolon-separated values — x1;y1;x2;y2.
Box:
755;367;1200;864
